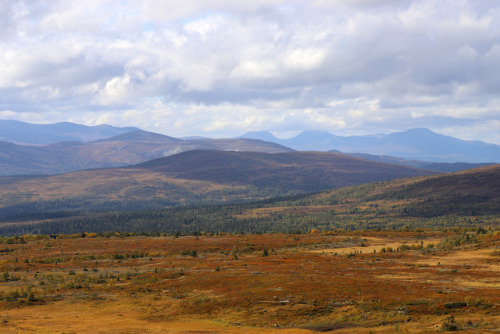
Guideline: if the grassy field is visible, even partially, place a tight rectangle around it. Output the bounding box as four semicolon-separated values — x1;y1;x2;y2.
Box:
0;229;498;333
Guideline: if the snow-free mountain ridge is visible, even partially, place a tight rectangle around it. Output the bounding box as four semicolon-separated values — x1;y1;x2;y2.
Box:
239;128;500;163
0;120;139;144
1;120;499;176
0;129;293;176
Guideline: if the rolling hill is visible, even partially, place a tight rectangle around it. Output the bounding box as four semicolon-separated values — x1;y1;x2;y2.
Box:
133;150;436;191
0;150;436;222
298;164;500;216
219;163;500;232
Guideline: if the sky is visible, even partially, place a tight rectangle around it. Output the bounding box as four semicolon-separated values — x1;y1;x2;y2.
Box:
1;0;500;143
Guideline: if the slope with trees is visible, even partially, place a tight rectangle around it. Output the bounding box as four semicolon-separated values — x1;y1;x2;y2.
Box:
1;164;498;236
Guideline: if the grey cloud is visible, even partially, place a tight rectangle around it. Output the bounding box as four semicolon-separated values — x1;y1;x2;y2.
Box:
0;0;500;143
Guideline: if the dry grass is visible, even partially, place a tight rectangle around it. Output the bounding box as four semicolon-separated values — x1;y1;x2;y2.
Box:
0;170;235;204
0;230;498;333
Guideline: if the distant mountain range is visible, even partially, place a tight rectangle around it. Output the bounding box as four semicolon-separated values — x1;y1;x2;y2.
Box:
1;120;498;176
0;120;139;144
345;152;493;173
240;128;500;163
0;129;292;176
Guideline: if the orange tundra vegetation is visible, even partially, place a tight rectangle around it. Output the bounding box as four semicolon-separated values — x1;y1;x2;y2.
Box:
0;229;498;333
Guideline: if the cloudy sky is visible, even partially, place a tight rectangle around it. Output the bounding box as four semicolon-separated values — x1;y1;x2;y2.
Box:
1;0;500;143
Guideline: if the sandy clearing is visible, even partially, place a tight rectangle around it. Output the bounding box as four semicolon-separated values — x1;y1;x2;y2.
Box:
416;248;499;269
310;237;441;255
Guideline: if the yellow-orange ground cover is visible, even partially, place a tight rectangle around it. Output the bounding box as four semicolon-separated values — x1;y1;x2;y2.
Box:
0;230;498;333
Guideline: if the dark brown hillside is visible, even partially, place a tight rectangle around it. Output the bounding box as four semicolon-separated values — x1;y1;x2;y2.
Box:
253;164;500;220
376;164;500;216
134;150;437;191
0;150;436;218
382;164;500;198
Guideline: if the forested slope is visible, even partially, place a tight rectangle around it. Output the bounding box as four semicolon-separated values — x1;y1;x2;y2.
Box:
1;165;498;235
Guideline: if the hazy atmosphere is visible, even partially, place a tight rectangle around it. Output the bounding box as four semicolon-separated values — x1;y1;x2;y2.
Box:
1;0;500;143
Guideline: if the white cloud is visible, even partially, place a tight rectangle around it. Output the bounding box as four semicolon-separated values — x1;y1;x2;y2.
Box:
313;0;406;8
231;60;280;80
284;48;326;71
183;14;226;38
0;0;500;143
140;0;287;21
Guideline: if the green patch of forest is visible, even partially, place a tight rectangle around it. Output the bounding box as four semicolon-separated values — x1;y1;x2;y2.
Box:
1;181;498;235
